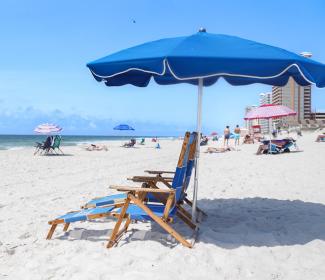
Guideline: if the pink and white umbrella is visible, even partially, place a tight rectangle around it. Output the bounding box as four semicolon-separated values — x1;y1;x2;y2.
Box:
34;123;62;134
244;104;296;120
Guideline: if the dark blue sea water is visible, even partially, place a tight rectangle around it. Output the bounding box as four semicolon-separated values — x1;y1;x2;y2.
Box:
0;135;170;150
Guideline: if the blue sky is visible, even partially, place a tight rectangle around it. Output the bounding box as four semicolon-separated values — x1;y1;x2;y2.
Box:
0;0;325;135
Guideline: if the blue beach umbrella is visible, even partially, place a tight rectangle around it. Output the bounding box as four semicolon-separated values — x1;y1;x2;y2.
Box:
113;124;135;131
87;29;325;223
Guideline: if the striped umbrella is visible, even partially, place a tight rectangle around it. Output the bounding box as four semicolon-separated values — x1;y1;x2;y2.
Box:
244;104;296;120
34;123;62;134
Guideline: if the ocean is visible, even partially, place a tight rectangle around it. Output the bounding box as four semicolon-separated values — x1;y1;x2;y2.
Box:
0;135;171;150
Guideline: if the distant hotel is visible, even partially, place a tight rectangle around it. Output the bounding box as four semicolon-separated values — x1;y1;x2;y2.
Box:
272;52;312;122
245;51;325;132
259;92;272;133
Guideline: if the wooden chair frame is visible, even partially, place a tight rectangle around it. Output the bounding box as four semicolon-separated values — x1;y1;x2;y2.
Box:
46;203;124;240
107;186;193;249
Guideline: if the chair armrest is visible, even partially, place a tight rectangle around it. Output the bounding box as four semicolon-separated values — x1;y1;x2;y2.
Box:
110;185;174;193
144;170;175;174
128;176;173;182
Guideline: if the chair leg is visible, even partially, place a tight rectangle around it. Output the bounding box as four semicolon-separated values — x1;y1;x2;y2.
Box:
130;194;192;248
63;223;70;232
114;216;131;244
46;224;58;240
184;197;207;217
107;197;131;248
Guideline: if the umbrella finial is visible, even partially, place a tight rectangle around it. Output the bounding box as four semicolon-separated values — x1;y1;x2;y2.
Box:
199;27;206;33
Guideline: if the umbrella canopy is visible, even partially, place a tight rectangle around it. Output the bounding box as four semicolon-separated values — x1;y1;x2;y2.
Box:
210;132;218;136
87;29;325;223
113;124;135;130
244;104;296;120
87;30;325;88
34;123;62;134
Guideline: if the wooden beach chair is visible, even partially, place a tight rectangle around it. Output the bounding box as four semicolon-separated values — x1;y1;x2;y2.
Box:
84;132;206;222
106;134;198;248
46;132;196;240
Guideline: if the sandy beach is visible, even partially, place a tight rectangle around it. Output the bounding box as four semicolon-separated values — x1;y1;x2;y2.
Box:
1;132;325;279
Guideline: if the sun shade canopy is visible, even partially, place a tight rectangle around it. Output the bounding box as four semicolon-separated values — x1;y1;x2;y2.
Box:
87;31;325;88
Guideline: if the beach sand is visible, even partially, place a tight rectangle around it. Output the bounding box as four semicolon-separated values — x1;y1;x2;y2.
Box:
1;132;325;279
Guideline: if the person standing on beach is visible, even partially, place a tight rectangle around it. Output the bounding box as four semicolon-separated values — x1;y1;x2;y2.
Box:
234;125;241;146
224;126;230;147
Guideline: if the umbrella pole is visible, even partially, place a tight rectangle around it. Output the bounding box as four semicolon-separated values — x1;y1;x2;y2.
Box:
268;118;272;154
192;78;203;223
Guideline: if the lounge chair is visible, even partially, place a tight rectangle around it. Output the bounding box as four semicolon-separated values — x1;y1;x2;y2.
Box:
122;138;136;148
106;134;198;248
316;134;325;142
200;137;208;146
46;132;199;241
34;136;52;155
257;138;298;154
84;132;205;221
50;135;64;154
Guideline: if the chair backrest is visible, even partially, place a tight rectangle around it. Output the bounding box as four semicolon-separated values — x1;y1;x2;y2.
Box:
169;132;191;199
181;132;198;200
52;135;61;148
172;132;197;203
44;136;52;149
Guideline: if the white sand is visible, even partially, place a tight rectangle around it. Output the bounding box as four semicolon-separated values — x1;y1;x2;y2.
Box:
1;132;325;279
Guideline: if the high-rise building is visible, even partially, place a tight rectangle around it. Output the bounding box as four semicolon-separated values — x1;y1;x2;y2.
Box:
271;52;312;122
245;105;258;131
259;92;272;133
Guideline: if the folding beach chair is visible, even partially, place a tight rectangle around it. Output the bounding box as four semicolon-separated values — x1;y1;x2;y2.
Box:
84;132;206;222
50;135;64;154
106;134;198;248
122;138;136;148
46;132;197;240
34;136;52;155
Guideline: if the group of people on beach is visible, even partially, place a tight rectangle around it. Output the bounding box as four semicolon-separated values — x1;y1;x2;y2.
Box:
223;125;241;147
205;125;241;153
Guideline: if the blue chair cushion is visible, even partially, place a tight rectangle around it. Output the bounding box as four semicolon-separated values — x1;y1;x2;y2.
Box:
117;204;176;220
86;193;127;207
58;206;115;223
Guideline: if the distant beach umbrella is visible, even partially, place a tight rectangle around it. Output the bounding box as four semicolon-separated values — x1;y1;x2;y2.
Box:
34;123;62;134
87;29;325;223
113;124;135;131
244;104;296;120
210;132;218;136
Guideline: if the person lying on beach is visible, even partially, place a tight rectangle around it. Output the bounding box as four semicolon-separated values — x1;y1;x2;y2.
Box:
85;144;108;151
205;147;235;153
315;134;325;142
243;134;254;144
